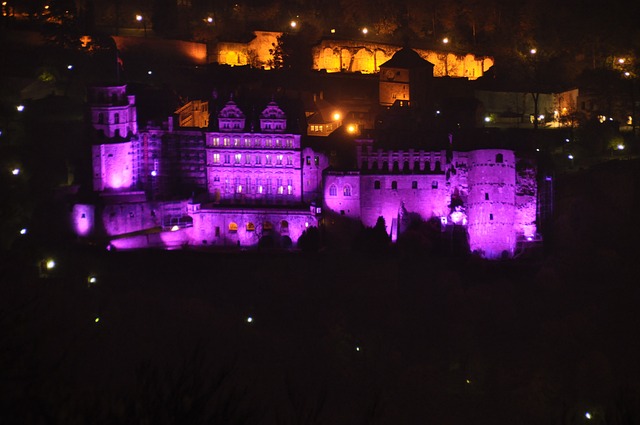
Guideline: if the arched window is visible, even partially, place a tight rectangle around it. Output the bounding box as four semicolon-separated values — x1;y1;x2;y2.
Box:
263;221;273;231
343;185;352;196
246;222;255;231
281;220;289;230
496;153;504;163
329;184;337;196
228;222;238;232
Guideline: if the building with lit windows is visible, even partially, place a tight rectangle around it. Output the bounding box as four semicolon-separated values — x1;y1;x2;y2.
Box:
74;81;541;258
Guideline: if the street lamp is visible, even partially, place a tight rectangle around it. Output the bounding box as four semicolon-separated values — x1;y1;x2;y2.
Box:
135;14;147;37
361;27;368;35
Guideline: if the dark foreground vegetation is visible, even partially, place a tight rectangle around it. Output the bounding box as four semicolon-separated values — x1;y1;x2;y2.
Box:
2;159;640;424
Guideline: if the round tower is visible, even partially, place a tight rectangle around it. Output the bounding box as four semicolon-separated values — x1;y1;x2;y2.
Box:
466;149;516;259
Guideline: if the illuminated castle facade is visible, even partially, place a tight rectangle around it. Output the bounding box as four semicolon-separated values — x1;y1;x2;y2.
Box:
73;84;539;258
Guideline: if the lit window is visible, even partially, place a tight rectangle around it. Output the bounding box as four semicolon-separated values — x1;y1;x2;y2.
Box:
255;155;261;165
213;153;220;164
234;138;240;146
265;155;271;165
244;138;251;147
263;221;273;230
314;156;319;165
276;139;281;147
258;185;263;194
229;222;238;232
287;156;293;165
277;154;283;165
286;139;293;148
343;185;351;196
266;139;272;147
246;222;255;231
213;137;220;146
329;185;337;196
235;153;241;164
236;185;242;193
306;156;311;165
278;186;284;194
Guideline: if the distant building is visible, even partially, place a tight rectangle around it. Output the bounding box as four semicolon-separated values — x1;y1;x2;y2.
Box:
74;81;541;258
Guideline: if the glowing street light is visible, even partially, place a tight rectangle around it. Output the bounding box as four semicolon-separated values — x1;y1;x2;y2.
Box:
530;48;537;54
585;412;592;420
135;14;147;37
347;124;356;134
246;316;253;323
332;112;341;121
19;228;27;235
619;58;625;64
206;16;213;23
568;154;574;160
67;64;73;70
442;37;449;44
16;104;25;112
46;259;56;270
361;27;368;35
11;168;20;176
135;14;142;21
330;28;336;34
290;20;297;29
617;144;625;150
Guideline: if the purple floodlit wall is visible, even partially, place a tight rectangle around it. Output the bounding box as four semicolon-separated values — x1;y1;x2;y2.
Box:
515;163;538;239
302;147;329;203
323;172;362;220
71;204;95;237
189;207;316;248
92;142;135;191
467;149;516;259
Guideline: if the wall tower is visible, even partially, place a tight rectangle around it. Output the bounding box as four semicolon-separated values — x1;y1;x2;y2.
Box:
466;149;517;259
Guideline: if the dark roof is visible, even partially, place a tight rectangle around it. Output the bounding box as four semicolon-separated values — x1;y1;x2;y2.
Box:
379;48;433;70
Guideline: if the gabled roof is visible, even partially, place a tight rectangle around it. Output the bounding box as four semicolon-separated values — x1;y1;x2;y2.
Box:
379;47;433;70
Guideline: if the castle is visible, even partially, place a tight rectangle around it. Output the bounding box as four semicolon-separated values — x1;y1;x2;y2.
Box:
73;85;538;258
73;49;540;259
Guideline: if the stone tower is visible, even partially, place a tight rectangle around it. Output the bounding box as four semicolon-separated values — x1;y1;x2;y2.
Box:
466;149;517;259
378;47;434;108
89;85;138;192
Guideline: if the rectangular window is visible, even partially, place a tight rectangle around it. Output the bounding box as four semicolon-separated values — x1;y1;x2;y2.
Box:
286;139;293;148
412;181;418;189
314;156;319;165
234;153;241;164
224;154;230;164
490;213;494;220
432;181;438;189
255;155;261;165
265;139;272;148
223;138;230;146
277;154;283;165
391;181;397;190
234;138;240;147
244;138;251;147
485;193;489;200
266;154;271;165
374;180;381;189
213;137;220;146
306;156;311;165
213;153;220;164
287;156;293;165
